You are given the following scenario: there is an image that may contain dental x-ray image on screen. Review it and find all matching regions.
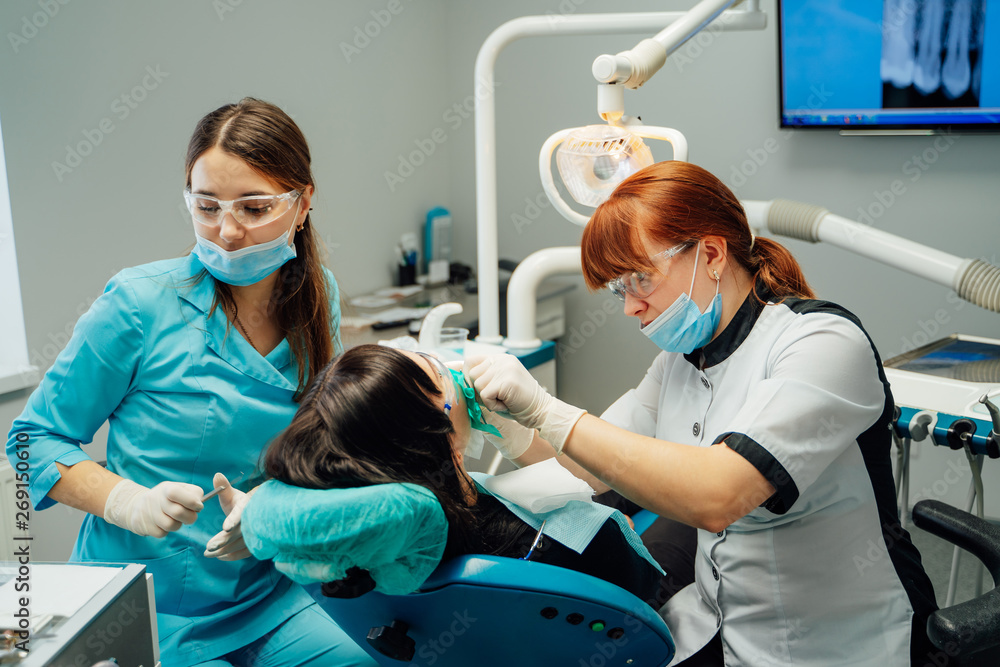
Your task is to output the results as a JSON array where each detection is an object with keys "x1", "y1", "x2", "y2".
[
  {"x1": 882, "y1": 0, "x2": 987, "y2": 107},
  {"x1": 778, "y1": 0, "x2": 1000, "y2": 130}
]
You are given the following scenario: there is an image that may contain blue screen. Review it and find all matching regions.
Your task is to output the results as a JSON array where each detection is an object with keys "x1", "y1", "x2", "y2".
[{"x1": 779, "y1": 0, "x2": 1000, "y2": 129}]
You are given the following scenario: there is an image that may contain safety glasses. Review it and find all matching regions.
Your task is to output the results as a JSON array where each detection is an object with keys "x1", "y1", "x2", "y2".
[
  {"x1": 414, "y1": 352, "x2": 457, "y2": 416},
  {"x1": 183, "y1": 189, "x2": 301, "y2": 228},
  {"x1": 607, "y1": 242, "x2": 690, "y2": 302}
]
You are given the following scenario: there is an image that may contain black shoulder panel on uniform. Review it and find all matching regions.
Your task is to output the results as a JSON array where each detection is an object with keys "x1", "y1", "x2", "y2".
[{"x1": 713, "y1": 431, "x2": 799, "y2": 515}]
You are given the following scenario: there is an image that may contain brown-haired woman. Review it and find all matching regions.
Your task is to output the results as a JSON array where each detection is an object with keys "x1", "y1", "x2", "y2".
[
  {"x1": 6, "y1": 99, "x2": 375, "y2": 666},
  {"x1": 466, "y1": 161, "x2": 939, "y2": 666}
]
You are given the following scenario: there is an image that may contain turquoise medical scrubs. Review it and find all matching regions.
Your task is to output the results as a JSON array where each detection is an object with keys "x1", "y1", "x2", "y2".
[{"x1": 6, "y1": 255, "x2": 356, "y2": 665}]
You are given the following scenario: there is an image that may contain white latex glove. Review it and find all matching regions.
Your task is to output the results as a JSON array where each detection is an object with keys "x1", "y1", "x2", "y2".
[
  {"x1": 480, "y1": 405, "x2": 535, "y2": 459},
  {"x1": 104, "y1": 479, "x2": 204, "y2": 538},
  {"x1": 204, "y1": 473, "x2": 252, "y2": 561},
  {"x1": 467, "y1": 354, "x2": 586, "y2": 453}
]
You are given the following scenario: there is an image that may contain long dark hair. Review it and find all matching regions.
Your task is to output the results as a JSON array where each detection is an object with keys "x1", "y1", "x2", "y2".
[
  {"x1": 582, "y1": 161, "x2": 815, "y2": 300},
  {"x1": 264, "y1": 344, "x2": 479, "y2": 546},
  {"x1": 185, "y1": 97, "x2": 338, "y2": 398}
]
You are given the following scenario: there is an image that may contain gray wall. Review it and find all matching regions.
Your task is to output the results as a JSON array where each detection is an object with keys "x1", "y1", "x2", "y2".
[{"x1": 2, "y1": 0, "x2": 999, "y2": 559}]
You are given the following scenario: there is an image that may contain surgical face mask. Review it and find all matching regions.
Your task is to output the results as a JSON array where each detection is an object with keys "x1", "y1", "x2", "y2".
[
  {"x1": 191, "y1": 204, "x2": 300, "y2": 287},
  {"x1": 641, "y1": 243, "x2": 722, "y2": 354}
]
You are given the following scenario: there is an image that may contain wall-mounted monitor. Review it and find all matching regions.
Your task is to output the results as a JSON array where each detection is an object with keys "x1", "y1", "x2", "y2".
[{"x1": 778, "y1": 0, "x2": 1000, "y2": 133}]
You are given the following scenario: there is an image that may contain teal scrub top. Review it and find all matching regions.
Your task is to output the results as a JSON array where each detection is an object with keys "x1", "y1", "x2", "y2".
[{"x1": 6, "y1": 255, "x2": 342, "y2": 666}]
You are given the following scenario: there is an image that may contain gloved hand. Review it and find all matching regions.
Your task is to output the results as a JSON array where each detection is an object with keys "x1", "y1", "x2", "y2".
[
  {"x1": 467, "y1": 354, "x2": 586, "y2": 453},
  {"x1": 480, "y1": 405, "x2": 535, "y2": 459},
  {"x1": 104, "y1": 478, "x2": 204, "y2": 538},
  {"x1": 204, "y1": 473, "x2": 252, "y2": 561}
]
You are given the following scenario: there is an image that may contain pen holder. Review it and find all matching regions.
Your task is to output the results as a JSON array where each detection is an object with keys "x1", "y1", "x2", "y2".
[{"x1": 397, "y1": 263, "x2": 416, "y2": 287}]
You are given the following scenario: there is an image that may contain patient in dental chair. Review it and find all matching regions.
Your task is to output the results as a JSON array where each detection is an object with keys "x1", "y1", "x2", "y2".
[{"x1": 241, "y1": 344, "x2": 662, "y2": 605}]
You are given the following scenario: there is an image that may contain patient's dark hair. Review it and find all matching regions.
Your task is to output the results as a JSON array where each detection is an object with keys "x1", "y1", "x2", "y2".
[{"x1": 264, "y1": 344, "x2": 478, "y2": 546}]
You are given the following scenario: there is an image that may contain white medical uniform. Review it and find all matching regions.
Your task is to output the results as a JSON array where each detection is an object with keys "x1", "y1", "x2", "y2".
[{"x1": 602, "y1": 288, "x2": 937, "y2": 666}]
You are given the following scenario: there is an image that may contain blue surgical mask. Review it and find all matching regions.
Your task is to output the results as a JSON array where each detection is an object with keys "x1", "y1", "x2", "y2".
[
  {"x1": 192, "y1": 213, "x2": 299, "y2": 287},
  {"x1": 641, "y1": 244, "x2": 722, "y2": 354}
]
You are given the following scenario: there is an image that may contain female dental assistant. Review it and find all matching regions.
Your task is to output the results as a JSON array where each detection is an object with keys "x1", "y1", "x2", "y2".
[
  {"x1": 6, "y1": 99, "x2": 375, "y2": 666},
  {"x1": 468, "y1": 161, "x2": 939, "y2": 666}
]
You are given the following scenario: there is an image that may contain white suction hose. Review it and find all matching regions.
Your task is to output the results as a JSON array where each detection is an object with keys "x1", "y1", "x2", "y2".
[{"x1": 743, "y1": 199, "x2": 1000, "y2": 314}]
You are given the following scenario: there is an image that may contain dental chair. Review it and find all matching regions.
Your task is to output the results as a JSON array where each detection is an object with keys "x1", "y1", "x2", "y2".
[
  {"x1": 314, "y1": 509, "x2": 674, "y2": 667},
  {"x1": 912, "y1": 499, "x2": 1000, "y2": 667}
]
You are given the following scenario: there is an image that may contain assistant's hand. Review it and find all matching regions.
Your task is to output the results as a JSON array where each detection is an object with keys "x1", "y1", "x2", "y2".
[
  {"x1": 104, "y1": 479, "x2": 204, "y2": 538},
  {"x1": 480, "y1": 405, "x2": 535, "y2": 459},
  {"x1": 204, "y1": 473, "x2": 252, "y2": 561},
  {"x1": 467, "y1": 354, "x2": 587, "y2": 453}
]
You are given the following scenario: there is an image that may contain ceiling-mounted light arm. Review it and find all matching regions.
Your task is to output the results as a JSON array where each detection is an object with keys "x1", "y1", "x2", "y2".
[{"x1": 592, "y1": 0, "x2": 741, "y2": 93}]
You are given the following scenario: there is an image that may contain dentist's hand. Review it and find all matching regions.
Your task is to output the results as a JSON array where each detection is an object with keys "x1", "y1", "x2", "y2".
[
  {"x1": 204, "y1": 473, "x2": 252, "y2": 561},
  {"x1": 104, "y1": 479, "x2": 204, "y2": 538},
  {"x1": 480, "y1": 405, "x2": 535, "y2": 459},
  {"x1": 467, "y1": 354, "x2": 586, "y2": 453}
]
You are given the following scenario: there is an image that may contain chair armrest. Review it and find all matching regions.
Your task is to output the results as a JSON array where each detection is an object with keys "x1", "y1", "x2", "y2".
[
  {"x1": 912, "y1": 500, "x2": 1000, "y2": 582},
  {"x1": 912, "y1": 499, "x2": 1000, "y2": 655}
]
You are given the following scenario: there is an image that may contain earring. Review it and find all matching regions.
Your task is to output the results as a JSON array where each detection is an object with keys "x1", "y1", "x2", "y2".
[{"x1": 713, "y1": 270, "x2": 720, "y2": 281}]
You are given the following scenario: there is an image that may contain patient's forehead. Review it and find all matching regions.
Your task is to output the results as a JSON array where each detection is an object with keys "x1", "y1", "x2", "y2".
[{"x1": 401, "y1": 350, "x2": 447, "y2": 403}]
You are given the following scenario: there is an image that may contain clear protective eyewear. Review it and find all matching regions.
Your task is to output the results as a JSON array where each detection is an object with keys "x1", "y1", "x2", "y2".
[
  {"x1": 183, "y1": 189, "x2": 301, "y2": 228},
  {"x1": 415, "y1": 352, "x2": 457, "y2": 416},
  {"x1": 607, "y1": 242, "x2": 690, "y2": 302}
]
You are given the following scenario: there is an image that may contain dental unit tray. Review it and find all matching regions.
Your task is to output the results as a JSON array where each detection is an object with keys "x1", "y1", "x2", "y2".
[{"x1": 885, "y1": 334, "x2": 1000, "y2": 458}]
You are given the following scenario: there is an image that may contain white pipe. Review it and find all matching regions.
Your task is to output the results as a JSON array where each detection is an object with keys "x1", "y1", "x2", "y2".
[
  {"x1": 816, "y1": 212, "x2": 965, "y2": 287},
  {"x1": 652, "y1": 0, "x2": 738, "y2": 56},
  {"x1": 591, "y1": 1, "x2": 765, "y2": 87},
  {"x1": 742, "y1": 199, "x2": 969, "y2": 295},
  {"x1": 475, "y1": 7, "x2": 767, "y2": 343},
  {"x1": 505, "y1": 247, "x2": 582, "y2": 349}
]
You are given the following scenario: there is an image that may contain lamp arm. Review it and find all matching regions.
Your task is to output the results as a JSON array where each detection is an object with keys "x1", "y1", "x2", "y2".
[
  {"x1": 592, "y1": 0, "x2": 764, "y2": 89},
  {"x1": 743, "y1": 199, "x2": 1000, "y2": 314}
]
